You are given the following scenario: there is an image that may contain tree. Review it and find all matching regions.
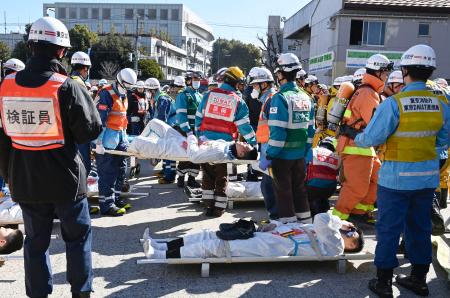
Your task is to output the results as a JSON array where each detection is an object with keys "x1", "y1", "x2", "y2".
[
  {"x1": 210, "y1": 38, "x2": 262, "y2": 75},
  {"x1": 68, "y1": 24, "x2": 98, "y2": 53},
  {"x1": 98, "y1": 61, "x2": 120, "y2": 79},
  {"x1": 11, "y1": 23, "x2": 32, "y2": 62},
  {"x1": 0, "y1": 41, "x2": 11, "y2": 62},
  {"x1": 90, "y1": 32, "x2": 133, "y2": 78},
  {"x1": 138, "y1": 59, "x2": 163, "y2": 80},
  {"x1": 257, "y1": 30, "x2": 283, "y2": 74}
]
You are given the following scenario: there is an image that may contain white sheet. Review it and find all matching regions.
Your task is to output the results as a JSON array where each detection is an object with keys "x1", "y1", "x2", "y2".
[
  {"x1": 0, "y1": 195, "x2": 23, "y2": 223},
  {"x1": 226, "y1": 182, "x2": 263, "y2": 198}
]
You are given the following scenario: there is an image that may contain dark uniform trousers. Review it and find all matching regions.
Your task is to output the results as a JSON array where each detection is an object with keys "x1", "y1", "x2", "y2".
[{"x1": 201, "y1": 163, "x2": 228, "y2": 209}]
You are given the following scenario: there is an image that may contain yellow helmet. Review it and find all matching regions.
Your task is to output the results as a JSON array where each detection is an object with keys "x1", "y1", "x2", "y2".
[{"x1": 224, "y1": 66, "x2": 245, "y2": 83}]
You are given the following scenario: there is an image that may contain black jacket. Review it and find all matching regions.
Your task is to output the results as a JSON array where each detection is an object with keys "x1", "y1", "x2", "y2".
[{"x1": 0, "y1": 56, "x2": 103, "y2": 203}]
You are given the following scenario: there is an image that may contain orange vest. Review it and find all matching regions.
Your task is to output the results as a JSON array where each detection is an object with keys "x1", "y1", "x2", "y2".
[
  {"x1": 104, "y1": 85, "x2": 128, "y2": 130},
  {"x1": 255, "y1": 91, "x2": 275, "y2": 144},
  {"x1": 0, "y1": 73, "x2": 66, "y2": 150}
]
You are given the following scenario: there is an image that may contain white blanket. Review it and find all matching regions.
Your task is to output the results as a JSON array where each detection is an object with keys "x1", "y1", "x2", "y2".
[
  {"x1": 0, "y1": 195, "x2": 22, "y2": 223},
  {"x1": 226, "y1": 182, "x2": 263, "y2": 198}
]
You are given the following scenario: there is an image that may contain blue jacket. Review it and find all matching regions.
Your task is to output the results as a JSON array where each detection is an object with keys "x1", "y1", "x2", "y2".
[
  {"x1": 154, "y1": 90, "x2": 176, "y2": 127},
  {"x1": 267, "y1": 81, "x2": 315, "y2": 160},
  {"x1": 355, "y1": 81, "x2": 450, "y2": 190},
  {"x1": 195, "y1": 83, "x2": 256, "y2": 145},
  {"x1": 95, "y1": 83, "x2": 127, "y2": 150},
  {"x1": 175, "y1": 87, "x2": 201, "y2": 133}
]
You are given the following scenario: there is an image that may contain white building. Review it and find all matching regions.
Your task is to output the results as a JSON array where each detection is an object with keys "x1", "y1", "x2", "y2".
[{"x1": 43, "y1": 2, "x2": 214, "y2": 79}]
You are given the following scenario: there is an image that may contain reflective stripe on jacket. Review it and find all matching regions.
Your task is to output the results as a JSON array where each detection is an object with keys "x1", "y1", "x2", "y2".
[{"x1": 103, "y1": 84, "x2": 128, "y2": 131}]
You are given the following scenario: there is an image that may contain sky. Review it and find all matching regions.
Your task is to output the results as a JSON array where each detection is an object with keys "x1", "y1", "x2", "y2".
[{"x1": 1, "y1": 0, "x2": 311, "y2": 44}]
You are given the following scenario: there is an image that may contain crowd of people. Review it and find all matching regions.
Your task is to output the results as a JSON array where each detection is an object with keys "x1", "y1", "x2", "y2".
[{"x1": 0, "y1": 15, "x2": 449, "y2": 298}]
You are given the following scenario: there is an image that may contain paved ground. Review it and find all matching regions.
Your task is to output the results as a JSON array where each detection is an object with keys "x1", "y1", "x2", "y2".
[{"x1": 1, "y1": 160, "x2": 450, "y2": 297}]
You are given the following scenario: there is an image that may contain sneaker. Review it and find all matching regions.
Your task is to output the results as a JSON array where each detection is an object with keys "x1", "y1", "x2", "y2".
[
  {"x1": 187, "y1": 176, "x2": 201, "y2": 188},
  {"x1": 116, "y1": 198, "x2": 132, "y2": 210},
  {"x1": 89, "y1": 206, "x2": 100, "y2": 215},
  {"x1": 158, "y1": 178, "x2": 175, "y2": 184},
  {"x1": 101, "y1": 206, "x2": 126, "y2": 216},
  {"x1": 395, "y1": 275, "x2": 429, "y2": 296},
  {"x1": 177, "y1": 176, "x2": 185, "y2": 188},
  {"x1": 184, "y1": 186, "x2": 202, "y2": 198},
  {"x1": 216, "y1": 220, "x2": 256, "y2": 240},
  {"x1": 219, "y1": 219, "x2": 256, "y2": 233}
]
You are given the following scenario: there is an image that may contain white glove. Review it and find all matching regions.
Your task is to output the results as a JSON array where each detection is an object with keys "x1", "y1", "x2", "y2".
[{"x1": 95, "y1": 144, "x2": 105, "y2": 155}]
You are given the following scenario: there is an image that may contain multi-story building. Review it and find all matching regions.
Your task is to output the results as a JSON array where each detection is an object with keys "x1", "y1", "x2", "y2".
[
  {"x1": 42, "y1": 2, "x2": 214, "y2": 79},
  {"x1": 0, "y1": 33, "x2": 23, "y2": 52},
  {"x1": 282, "y1": 0, "x2": 450, "y2": 84}
]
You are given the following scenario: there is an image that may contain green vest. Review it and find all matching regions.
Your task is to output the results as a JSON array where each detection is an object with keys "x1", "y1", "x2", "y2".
[
  {"x1": 184, "y1": 90, "x2": 200, "y2": 129},
  {"x1": 281, "y1": 88, "x2": 310, "y2": 151}
]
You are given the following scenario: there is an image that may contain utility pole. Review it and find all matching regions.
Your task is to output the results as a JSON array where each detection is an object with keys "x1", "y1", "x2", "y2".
[
  {"x1": 134, "y1": 16, "x2": 139, "y2": 73},
  {"x1": 216, "y1": 37, "x2": 220, "y2": 72}
]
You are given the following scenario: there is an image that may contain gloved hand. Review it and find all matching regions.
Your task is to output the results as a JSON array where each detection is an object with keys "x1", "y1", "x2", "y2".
[
  {"x1": 186, "y1": 131, "x2": 194, "y2": 137},
  {"x1": 95, "y1": 144, "x2": 105, "y2": 155},
  {"x1": 259, "y1": 159, "x2": 272, "y2": 171}
]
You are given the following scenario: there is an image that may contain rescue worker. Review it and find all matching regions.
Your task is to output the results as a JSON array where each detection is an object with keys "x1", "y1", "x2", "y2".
[
  {"x1": 0, "y1": 16, "x2": 102, "y2": 297},
  {"x1": 213, "y1": 67, "x2": 228, "y2": 87},
  {"x1": 95, "y1": 68, "x2": 137, "y2": 216},
  {"x1": 351, "y1": 44, "x2": 450, "y2": 298},
  {"x1": 2, "y1": 58, "x2": 25, "y2": 79},
  {"x1": 295, "y1": 69, "x2": 307, "y2": 89},
  {"x1": 333, "y1": 54, "x2": 393, "y2": 224},
  {"x1": 352, "y1": 68, "x2": 366, "y2": 89},
  {"x1": 251, "y1": 67, "x2": 278, "y2": 220},
  {"x1": 208, "y1": 77, "x2": 218, "y2": 90},
  {"x1": 383, "y1": 70, "x2": 405, "y2": 98},
  {"x1": 127, "y1": 80, "x2": 148, "y2": 136},
  {"x1": 304, "y1": 74, "x2": 319, "y2": 100},
  {"x1": 146, "y1": 77, "x2": 177, "y2": 184},
  {"x1": 98, "y1": 78, "x2": 107, "y2": 88},
  {"x1": 90, "y1": 85, "x2": 98, "y2": 99},
  {"x1": 195, "y1": 66, "x2": 256, "y2": 217},
  {"x1": 265, "y1": 53, "x2": 315, "y2": 223},
  {"x1": 175, "y1": 71, "x2": 202, "y2": 188}
]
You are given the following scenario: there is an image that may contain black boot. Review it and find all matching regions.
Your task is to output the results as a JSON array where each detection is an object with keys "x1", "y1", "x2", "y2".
[
  {"x1": 177, "y1": 175, "x2": 185, "y2": 188},
  {"x1": 396, "y1": 264, "x2": 429, "y2": 296},
  {"x1": 187, "y1": 176, "x2": 201, "y2": 188},
  {"x1": 439, "y1": 188, "x2": 448, "y2": 209},
  {"x1": 72, "y1": 292, "x2": 91, "y2": 298},
  {"x1": 368, "y1": 268, "x2": 393, "y2": 298}
]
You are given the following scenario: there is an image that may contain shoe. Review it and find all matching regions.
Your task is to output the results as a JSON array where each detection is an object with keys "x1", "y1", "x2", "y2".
[
  {"x1": 219, "y1": 219, "x2": 256, "y2": 233},
  {"x1": 143, "y1": 240, "x2": 166, "y2": 259},
  {"x1": 187, "y1": 176, "x2": 201, "y2": 188},
  {"x1": 101, "y1": 206, "x2": 126, "y2": 216},
  {"x1": 246, "y1": 172, "x2": 259, "y2": 182},
  {"x1": 116, "y1": 198, "x2": 132, "y2": 210},
  {"x1": 368, "y1": 268, "x2": 393, "y2": 298},
  {"x1": 121, "y1": 181, "x2": 131, "y2": 193},
  {"x1": 205, "y1": 207, "x2": 225, "y2": 217},
  {"x1": 155, "y1": 170, "x2": 164, "y2": 178},
  {"x1": 439, "y1": 188, "x2": 448, "y2": 209},
  {"x1": 177, "y1": 176, "x2": 185, "y2": 188},
  {"x1": 396, "y1": 274, "x2": 429, "y2": 296},
  {"x1": 89, "y1": 206, "x2": 100, "y2": 215},
  {"x1": 72, "y1": 292, "x2": 91, "y2": 298},
  {"x1": 348, "y1": 213, "x2": 376, "y2": 226},
  {"x1": 158, "y1": 178, "x2": 175, "y2": 184},
  {"x1": 184, "y1": 186, "x2": 202, "y2": 198}
]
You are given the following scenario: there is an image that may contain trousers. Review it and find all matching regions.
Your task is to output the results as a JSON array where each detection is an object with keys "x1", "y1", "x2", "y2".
[
  {"x1": 163, "y1": 160, "x2": 176, "y2": 181},
  {"x1": 96, "y1": 151, "x2": 126, "y2": 213},
  {"x1": 202, "y1": 163, "x2": 228, "y2": 209},
  {"x1": 307, "y1": 185, "x2": 336, "y2": 218},
  {"x1": 19, "y1": 198, "x2": 93, "y2": 297},
  {"x1": 177, "y1": 161, "x2": 200, "y2": 178},
  {"x1": 261, "y1": 173, "x2": 278, "y2": 220},
  {"x1": 374, "y1": 185, "x2": 434, "y2": 269},
  {"x1": 271, "y1": 158, "x2": 310, "y2": 221}
]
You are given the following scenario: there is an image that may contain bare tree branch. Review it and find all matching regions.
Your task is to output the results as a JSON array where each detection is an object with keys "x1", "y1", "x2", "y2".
[{"x1": 99, "y1": 61, "x2": 119, "y2": 79}]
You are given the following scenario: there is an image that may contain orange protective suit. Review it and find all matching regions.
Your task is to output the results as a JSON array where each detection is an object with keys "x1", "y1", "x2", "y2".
[{"x1": 333, "y1": 73, "x2": 384, "y2": 220}]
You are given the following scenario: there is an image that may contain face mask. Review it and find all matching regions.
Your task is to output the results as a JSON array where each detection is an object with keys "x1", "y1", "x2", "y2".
[
  {"x1": 250, "y1": 88, "x2": 260, "y2": 99},
  {"x1": 192, "y1": 81, "x2": 201, "y2": 90}
]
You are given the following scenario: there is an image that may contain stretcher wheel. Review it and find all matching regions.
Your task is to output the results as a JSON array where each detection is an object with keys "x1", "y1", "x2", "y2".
[
  {"x1": 337, "y1": 259, "x2": 347, "y2": 274},
  {"x1": 201, "y1": 263, "x2": 210, "y2": 278}
]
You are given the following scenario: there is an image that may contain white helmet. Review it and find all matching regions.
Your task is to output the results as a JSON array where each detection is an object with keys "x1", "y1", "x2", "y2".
[
  {"x1": 342, "y1": 75, "x2": 354, "y2": 83},
  {"x1": 85, "y1": 81, "x2": 92, "y2": 89},
  {"x1": 173, "y1": 75, "x2": 186, "y2": 87},
  {"x1": 161, "y1": 85, "x2": 170, "y2": 92},
  {"x1": 145, "y1": 78, "x2": 161, "y2": 90},
  {"x1": 304, "y1": 74, "x2": 318, "y2": 84},
  {"x1": 400, "y1": 44, "x2": 436, "y2": 69},
  {"x1": 249, "y1": 67, "x2": 274, "y2": 84},
  {"x1": 91, "y1": 86, "x2": 98, "y2": 92},
  {"x1": 296, "y1": 69, "x2": 307, "y2": 79},
  {"x1": 28, "y1": 16, "x2": 71, "y2": 48},
  {"x1": 214, "y1": 67, "x2": 228, "y2": 82},
  {"x1": 3, "y1": 58, "x2": 25, "y2": 72},
  {"x1": 98, "y1": 79, "x2": 108, "y2": 86},
  {"x1": 366, "y1": 54, "x2": 393, "y2": 71},
  {"x1": 353, "y1": 68, "x2": 366, "y2": 82},
  {"x1": 117, "y1": 68, "x2": 137, "y2": 89},
  {"x1": 387, "y1": 70, "x2": 404, "y2": 84},
  {"x1": 333, "y1": 77, "x2": 344, "y2": 87},
  {"x1": 275, "y1": 53, "x2": 302, "y2": 72},
  {"x1": 71, "y1": 51, "x2": 91, "y2": 66},
  {"x1": 434, "y1": 78, "x2": 448, "y2": 88},
  {"x1": 135, "y1": 80, "x2": 145, "y2": 89},
  {"x1": 208, "y1": 77, "x2": 218, "y2": 86}
]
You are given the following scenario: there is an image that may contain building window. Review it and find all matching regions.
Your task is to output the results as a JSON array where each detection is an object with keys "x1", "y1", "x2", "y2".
[
  {"x1": 148, "y1": 9, "x2": 157, "y2": 20},
  {"x1": 171, "y1": 9, "x2": 179, "y2": 21},
  {"x1": 91, "y1": 8, "x2": 99, "y2": 19},
  {"x1": 57, "y1": 7, "x2": 66, "y2": 19},
  {"x1": 350, "y1": 20, "x2": 385, "y2": 46},
  {"x1": 160, "y1": 9, "x2": 168, "y2": 20},
  {"x1": 125, "y1": 9, "x2": 134, "y2": 19},
  {"x1": 419, "y1": 23, "x2": 430, "y2": 36},
  {"x1": 102, "y1": 8, "x2": 111, "y2": 20},
  {"x1": 80, "y1": 8, "x2": 88, "y2": 19},
  {"x1": 69, "y1": 8, "x2": 77, "y2": 19},
  {"x1": 137, "y1": 9, "x2": 145, "y2": 18}
]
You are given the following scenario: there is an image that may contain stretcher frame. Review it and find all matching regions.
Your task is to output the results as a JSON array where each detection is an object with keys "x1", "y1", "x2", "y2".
[
  {"x1": 136, "y1": 237, "x2": 403, "y2": 277},
  {"x1": 187, "y1": 195, "x2": 264, "y2": 209}
]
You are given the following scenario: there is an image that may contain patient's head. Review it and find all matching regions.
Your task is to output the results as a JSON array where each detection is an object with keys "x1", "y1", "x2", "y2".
[
  {"x1": 340, "y1": 223, "x2": 364, "y2": 253},
  {"x1": 0, "y1": 227, "x2": 24, "y2": 254},
  {"x1": 230, "y1": 142, "x2": 258, "y2": 160}
]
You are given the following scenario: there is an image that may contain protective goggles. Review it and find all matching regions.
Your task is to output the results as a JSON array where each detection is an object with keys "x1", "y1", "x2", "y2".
[{"x1": 340, "y1": 227, "x2": 357, "y2": 237}]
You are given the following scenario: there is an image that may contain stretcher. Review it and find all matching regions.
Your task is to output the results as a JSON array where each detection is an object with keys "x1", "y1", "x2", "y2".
[{"x1": 137, "y1": 236, "x2": 403, "y2": 277}]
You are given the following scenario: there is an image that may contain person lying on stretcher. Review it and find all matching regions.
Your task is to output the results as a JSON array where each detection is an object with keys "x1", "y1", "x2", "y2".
[
  {"x1": 128, "y1": 119, "x2": 258, "y2": 163},
  {"x1": 0, "y1": 192, "x2": 24, "y2": 255},
  {"x1": 142, "y1": 212, "x2": 364, "y2": 259}
]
